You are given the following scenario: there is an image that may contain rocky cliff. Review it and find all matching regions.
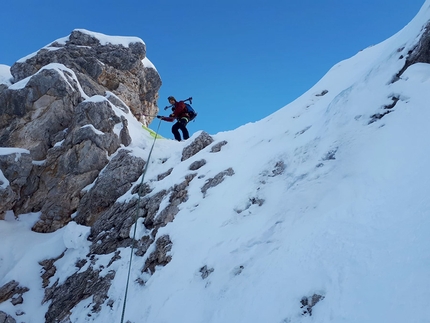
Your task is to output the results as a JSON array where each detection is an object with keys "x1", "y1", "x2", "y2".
[
  {"x1": 0, "y1": 29, "x2": 165, "y2": 232},
  {"x1": 0, "y1": 29, "x2": 220, "y2": 323}
]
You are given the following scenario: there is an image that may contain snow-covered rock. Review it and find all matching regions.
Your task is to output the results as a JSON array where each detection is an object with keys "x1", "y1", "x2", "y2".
[{"x1": 1, "y1": 3, "x2": 430, "y2": 322}]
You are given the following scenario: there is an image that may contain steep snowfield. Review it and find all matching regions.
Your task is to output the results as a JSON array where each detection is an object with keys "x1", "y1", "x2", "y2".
[{"x1": 1, "y1": 2, "x2": 430, "y2": 323}]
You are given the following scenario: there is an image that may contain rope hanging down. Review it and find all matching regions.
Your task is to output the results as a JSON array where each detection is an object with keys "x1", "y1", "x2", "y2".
[{"x1": 120, "y1": 118, "x2": 162, "y2": 323}]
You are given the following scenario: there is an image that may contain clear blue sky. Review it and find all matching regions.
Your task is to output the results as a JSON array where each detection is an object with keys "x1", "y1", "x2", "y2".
[{"x1": 0, "y1": 0, "x2": 425, "y2": 139}]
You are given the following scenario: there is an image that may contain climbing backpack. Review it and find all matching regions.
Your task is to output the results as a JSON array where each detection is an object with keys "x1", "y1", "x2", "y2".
[{"x1": 185, "y1": 103, "x2": 197, "y2": 121}]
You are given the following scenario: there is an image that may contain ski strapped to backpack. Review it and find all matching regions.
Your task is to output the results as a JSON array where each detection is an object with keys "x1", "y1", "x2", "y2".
[{"x1": 164, "y1": 97, "x2": 198, "y2": 121}]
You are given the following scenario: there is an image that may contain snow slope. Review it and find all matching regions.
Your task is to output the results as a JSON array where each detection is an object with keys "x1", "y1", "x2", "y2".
[{"x1": 1, "y1": 2, "x2": 430, "y2": 323}]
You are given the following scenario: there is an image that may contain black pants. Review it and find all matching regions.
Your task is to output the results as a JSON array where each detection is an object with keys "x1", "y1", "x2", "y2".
[{"x1": 172, "y1": 118, "x2": 189, "y2": 141}]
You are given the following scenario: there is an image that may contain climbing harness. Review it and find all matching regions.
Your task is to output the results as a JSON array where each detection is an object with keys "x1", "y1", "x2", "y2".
[{"x1": 119, "y1": 118, "x2": 162, "y2": 323}]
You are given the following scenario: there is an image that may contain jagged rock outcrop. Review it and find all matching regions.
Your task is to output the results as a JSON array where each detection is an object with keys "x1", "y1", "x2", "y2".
[
  {"x1": 0, "y1": 67, "x2": 82, "y2": 160},
  {"x1": 145, "y1": 173, "x2": 197, "y2": 230},
  {"x1": 142, "y1": 235, "x2": 173, "y2": 275},
  {"x1": 0, "y1": 311, "x2": 16, "y2": 323},
  {"x1": 39, "y1": 253, "x2": 65, "y2": 289},
  {"x1": 397, "y1": 21, "x2": 430, "y2": 79},
  {"x1": 88, "y1": 170, "x2": 199, "y2": 256},
  {"x1": 37, "y1": 138, "x2": 212, "y2": 322},
  {"x1": 43, "y1": 265, "x2": 116, "y2": 323},
  {"x1": 181, "y1": 131, "x2": 214, "y2": 161},
  {"x1": 74, "y1": 149, "x2": 146, "y2": 226},
  {"x1": 210, "y1": 140, "x2": 227, "y2": 153},
  {"x1": 0, "y1": 281, "x2": 29, "y2": 305},
  {"x1": 9, "y1": 29, "x2": 161, "y2": 122},
  {"x1": 0, "y1": 29, "x2": 161, "y2": 231},
  {"x1": 0, "y1": 29, "x2": 231, "y2": 323},
  {"x1": 88, "y1": 198, "x2": 142, "y2": 255},
  {"x1": 0, "y1": 151, "x2": 32, "y2": 217},
  {"x1": 201, "y1": 167, "x2": 235, "y2": 197}
]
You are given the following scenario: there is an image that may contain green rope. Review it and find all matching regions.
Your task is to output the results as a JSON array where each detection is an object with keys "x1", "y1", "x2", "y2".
[{"x1": 120, "y1": 119, "x2": 162, "y2": 323}]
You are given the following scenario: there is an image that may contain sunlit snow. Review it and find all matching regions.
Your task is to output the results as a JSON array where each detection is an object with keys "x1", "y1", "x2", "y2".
[{"x1": 1, "y1": 3, "x2": 430, "y2": 323}]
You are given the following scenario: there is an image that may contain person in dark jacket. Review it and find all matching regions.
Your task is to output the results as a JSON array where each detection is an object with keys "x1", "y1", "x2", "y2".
[{"x1": 157, "y1": 96, "x2": 190, "y2": 141}]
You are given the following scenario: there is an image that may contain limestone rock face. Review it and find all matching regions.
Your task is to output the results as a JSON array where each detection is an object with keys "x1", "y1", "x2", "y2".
[
  {"x1": 0, "y1": 68, "x2": 82, "y2": 160},
  {"x1": 0, "y1": 151, "x2": 32, "y2": 217},
  {"x1": 74, "y1": 149, "x2": 146, "y2": 226},
  {"x1": 0, "y1": 29, "x2": 161, "y2": 231},
  {"x1": 10, "y1": 29, "x2": 161, "y2": 123}
]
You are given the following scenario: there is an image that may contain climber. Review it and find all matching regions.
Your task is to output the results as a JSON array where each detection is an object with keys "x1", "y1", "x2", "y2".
[{"x1": 157, "y1": 96, "x2": 190, "y2": 141}]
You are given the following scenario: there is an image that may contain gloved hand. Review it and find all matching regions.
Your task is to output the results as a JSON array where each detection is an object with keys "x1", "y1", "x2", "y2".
[{"x1": 156, "y1": 115, "x2": 162, "y2": 119}]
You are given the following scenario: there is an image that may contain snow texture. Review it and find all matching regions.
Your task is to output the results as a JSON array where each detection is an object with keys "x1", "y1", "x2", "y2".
[{"x1": 1, "y1": 2, "x2": 430, "y2": 323}]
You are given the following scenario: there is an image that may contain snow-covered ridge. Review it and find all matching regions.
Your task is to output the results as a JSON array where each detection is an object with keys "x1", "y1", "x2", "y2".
[
  {"x1": 8, "y1": 63, "x2": 89, "y2": 99},
  {"x1": 1, "y1": 3, "x2": 430, "y2": 323},
  {"x1": 17, "y1": 29, "x2": 146, "y2": 64},
  {"x1": 57, "y1": 28, "x2": 145, "y2": 47},
  {"x1": 142, "y1": 57, "x2": 156, "y2": 70}
]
